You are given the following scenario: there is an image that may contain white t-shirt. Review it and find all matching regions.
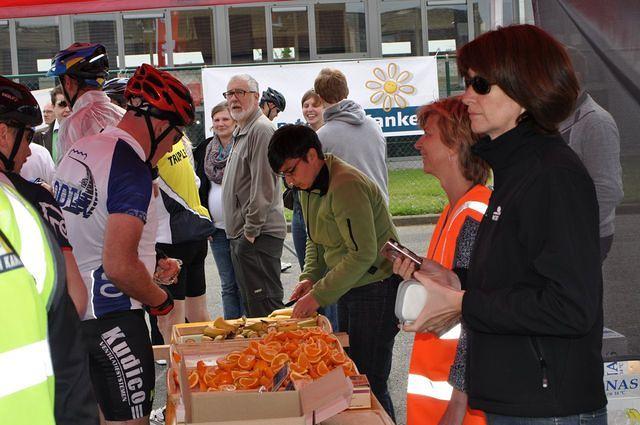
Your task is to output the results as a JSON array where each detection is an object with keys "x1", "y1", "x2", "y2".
[
  {"x1": 21, "y1": 143, "x2": 55, "y2": 184},
  {"x1": 55, "y1": 90, "x2": 125, "y2": 164},
  {"x1": 53, "y1": 126, "x2": 157, "y2": 320},
  {"x1": 207, "y1": 182, "x2": 226, "y2": 230}
]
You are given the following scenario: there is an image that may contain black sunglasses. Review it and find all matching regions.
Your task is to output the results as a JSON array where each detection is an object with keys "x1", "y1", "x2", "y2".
[
  {"x1": 56, "y1": 100, "x2": 68, "y2": 108},
  {"x1": 464, "y1": 75, "x2": 493, "y2": 95}
]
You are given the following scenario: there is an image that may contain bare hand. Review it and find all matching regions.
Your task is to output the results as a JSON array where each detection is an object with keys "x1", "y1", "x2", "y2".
[
  {"x1": 154, "y1": 257, "x2": 182, "y2": 285},
  {"x1": 416, "y1": 259, "x2": 461, "y2": 290},
  {"x1": 291, "y1": 292, "x2": 320, "y2": 318},
  {"x1": 402, "y1": 269, "x2": 464, "y2": 334},
  {"x1": 290, "y1": 279, "x2": 314, "y2": 301},
  {"x1": 438, "y1": 389, "x2": 468, "y2": 425},
  {"x1": 393, "y1": 256, "x2": 420, "y2": 280}
]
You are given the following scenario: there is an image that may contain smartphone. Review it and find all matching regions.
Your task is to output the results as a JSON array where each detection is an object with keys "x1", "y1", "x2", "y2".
[{"x1": 380, "y1": 238, "x2": 423, "y2": 266}]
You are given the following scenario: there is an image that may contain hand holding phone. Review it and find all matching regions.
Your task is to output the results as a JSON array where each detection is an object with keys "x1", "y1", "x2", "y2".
[{"x1": 380, "y1": 238, "x2": 423, "y2": 266}]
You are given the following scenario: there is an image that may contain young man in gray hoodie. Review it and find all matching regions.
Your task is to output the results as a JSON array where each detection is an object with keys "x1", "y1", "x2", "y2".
[{"x1": 314, "y1": 68, "x2": 389, "y2": 204}]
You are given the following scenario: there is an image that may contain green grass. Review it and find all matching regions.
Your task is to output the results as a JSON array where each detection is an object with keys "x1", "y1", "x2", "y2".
[
  {"x1": 388, "y1": 169, "x2": 447, "y2": 216},
  {"x1": 283, "y1": 168, "x2": 446, "y2": 221}
]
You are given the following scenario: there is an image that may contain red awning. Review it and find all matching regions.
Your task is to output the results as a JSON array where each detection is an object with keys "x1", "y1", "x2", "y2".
[{"x1": 0, "y1": 0, "x2": 274, "y2": 19}]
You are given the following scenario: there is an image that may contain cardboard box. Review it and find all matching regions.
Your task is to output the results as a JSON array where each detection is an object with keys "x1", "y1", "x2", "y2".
[
  {"x1": 348, "y1": 375, "x2": 372, "y2": 409},
  {"x1": 174, "y1": 341, "x2": 354, "y2": 424},
  {"x1": 604, "y1": 359, "x2": 640, "y2": 413},
  {"x1": 171, "y1": 315, "x2": 332, "y2": 346}
]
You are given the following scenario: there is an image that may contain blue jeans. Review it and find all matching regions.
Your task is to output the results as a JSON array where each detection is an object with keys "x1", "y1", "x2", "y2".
[
  {"x1": 338, "y1": 275, "x2": 401, "y2": 422},
  {"x1": 486, "y1": 407, "x2": 607, "y2": 425},
  {"x1": 209, "y1": 228, "x2": 244, "y2": 319}
]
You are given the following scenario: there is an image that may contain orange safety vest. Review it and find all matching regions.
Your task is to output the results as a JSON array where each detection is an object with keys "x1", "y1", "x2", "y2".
[{"x1": 407, "y1": 184, "x2": 491, "y2": 425}]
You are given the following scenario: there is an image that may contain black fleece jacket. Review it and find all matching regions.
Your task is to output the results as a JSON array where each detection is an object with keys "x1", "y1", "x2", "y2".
[{"x1": 462, "y1": 120, "x2": 607, "y2": 416}]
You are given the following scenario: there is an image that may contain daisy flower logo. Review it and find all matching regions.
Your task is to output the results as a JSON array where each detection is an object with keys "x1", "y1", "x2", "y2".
[{"x1": 365, "y1": 63, "x2": 416, "y2": 112}]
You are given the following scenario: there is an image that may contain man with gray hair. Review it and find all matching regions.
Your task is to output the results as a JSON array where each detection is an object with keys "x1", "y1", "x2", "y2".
[{"x1": 221, "y1": 74, "x2": 286, "y2": 317}]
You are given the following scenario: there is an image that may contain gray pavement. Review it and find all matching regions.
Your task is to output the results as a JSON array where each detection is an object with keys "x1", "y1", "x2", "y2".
[{"x1": 154, "y1": 212, "x2": 640, "y2": 425}]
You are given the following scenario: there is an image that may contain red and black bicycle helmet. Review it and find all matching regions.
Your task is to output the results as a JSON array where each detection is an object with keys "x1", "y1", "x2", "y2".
[{"x1": 125, "y1": 64, "x2": 195, "y2": 127}]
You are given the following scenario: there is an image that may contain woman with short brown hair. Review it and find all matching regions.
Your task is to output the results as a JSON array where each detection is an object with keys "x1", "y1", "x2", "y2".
[{"x1": 396, "y1": 24, "x2": 606, "y2": 424}]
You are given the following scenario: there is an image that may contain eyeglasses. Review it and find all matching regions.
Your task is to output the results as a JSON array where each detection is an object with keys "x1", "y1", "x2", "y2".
[
  {"x1": 464, "y1": 75, "x2": 493, "y2": 95},
  {"x1": 222, "y1": 89, "x2": 256, "y2": 99},
  {"x1": 55, "y1": 100, "x2": 68, "y2": 108},
  {"x1": 276, "y1": 158, "x2": 302, "y2": 178}
]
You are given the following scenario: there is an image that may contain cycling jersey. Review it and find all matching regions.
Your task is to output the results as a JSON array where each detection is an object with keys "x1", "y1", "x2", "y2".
[
  {"x1": 53, "y1": 126, "x2": 157, "y2": 320},
  {"x1": 55, "y1": 90, "x2": 125, "y2": 164},
  {"x1": 155, "y1": 138, "x2": 214, "y2": 244},
  {"x1": 5, "y1": 172, "x2": 71, "y2": 251}
]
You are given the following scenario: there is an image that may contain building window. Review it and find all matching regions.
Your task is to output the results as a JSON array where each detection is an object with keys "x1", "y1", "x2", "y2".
[
  {"x1": 16, "y1": 17, "x2": 60, "y2": 74},
  {"x1": 380, "y1": 0, "x2": 423, "y2": 56},
  {"x1": 426, "y1": 1, "x2": 468, "y2": 54},
  {"x1": 74, "y1": 14, "x2": 118, "y2": 67},
  {"x1": 272, "y1": 6, "x2": 309, "y2": 62},
  {"x1": 228, "y1": 7, "x2": 267, "y2": 64},
  {"x1": 0, "y1": 21, "x2": 11, "y2": 75},
  {"x1": 470, "y1": 0, "x2": 490, "y2": 37},
  {"x1": 123, "y1": 12, "x2": 168, "y2": 68},
  {"x1": 171, "y1": 9, "x2": 215, "y2": 66},
  {"x1": 315, "y1": 2, "x2": 367, "y2": 56}
]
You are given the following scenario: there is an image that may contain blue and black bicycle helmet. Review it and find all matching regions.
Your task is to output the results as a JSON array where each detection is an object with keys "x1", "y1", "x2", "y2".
[
  {"x1": 48, "y1": 43, "x2": 109, "y2": 107},
  {"x1": 260, "y1": 87, "x2": 286, "y2": 112}
]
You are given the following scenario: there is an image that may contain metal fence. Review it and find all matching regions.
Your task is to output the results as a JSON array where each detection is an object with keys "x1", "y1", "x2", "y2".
[{"x1": 8, "y1": 56, "x2": 464, "y2": 170}]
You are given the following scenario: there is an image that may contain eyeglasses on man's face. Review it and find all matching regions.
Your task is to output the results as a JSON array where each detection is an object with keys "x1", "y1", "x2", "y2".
[
  {"x1": 276, "y1": 158, "x2": 302, "y2": 178},
  {"x1": 464, "y1": 75, "x2": 493, "y2": 95},
  {"x1": 222, "y1": 89, "x2": 257, "y2": 100},
  {"x1": 55, "y1": 100, "x2": 68, "y2": 108}
]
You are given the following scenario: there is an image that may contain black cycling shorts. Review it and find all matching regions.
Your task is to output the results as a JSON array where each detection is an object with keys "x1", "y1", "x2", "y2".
[
  {"x1": 156, "y1": 239, "x2": 208, "y2": 300},
  {"x1": 81, "y1": 309, "x2": 155, "y2": 421}
]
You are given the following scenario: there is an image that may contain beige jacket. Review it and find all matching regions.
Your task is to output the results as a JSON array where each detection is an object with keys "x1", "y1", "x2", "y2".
[{"x1": 221, "y1": 108, "x2": 286, "y2": 240}]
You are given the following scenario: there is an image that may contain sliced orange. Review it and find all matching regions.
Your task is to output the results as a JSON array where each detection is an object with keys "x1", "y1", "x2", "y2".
[
  {"x1": 286, "y1": 329, "x2": 305, "y2": 340},
  {"x1": 290, "y1": 371, "x2": 312, "y2": 383},
  {"x1": 307, "y1": 327, "x2": 324, "y2": 336},
  {"x1": 303, "y1": 344, "x2": 321, "y2": 358},
  {"x1": 246, "y1": 341, "x2": 260, "y2": 355},
  {"x1": 253, "y1": 359, "x2": 269, "y2": 373},
  {"x1": 238, "y1": 354, "x2": 257, "y2": 370},
  {"x1": 316, "y1": 339, "x2": 329, "y2": 358},
  {"x1": 342, "y1": 361, "x2": 357, "y2": 377},
  {"x1": 284, "y1": 342, "x2": 298, "y2": 352},
  {"x1": 289, "y1": 362, "x2": 307, "y2": 374},
  {"x1": 271, "y1": 353, "x2": 290, "y2": 370},
  {"x1": 263, "y1": 366, "x2": 275, "y2": 379},
  {"x1": 172, "y1": 352, "x2": 182, "y2": 364},
  {"x1": 213, "y1": 371, "x2": 234, "y2": 386},
  {"x1": 226, "y1": 351, "x2": 242, "y2": 362},
  {"x1": 231, "y1": 370, "x2": 251, "y2": 380},
  {"x1": 297, "y1": 352, "x2": 310, "y2": 370},
  {"x1": 259, "y1": 375, "x2": 272, "y2": 387},
  {"x1": 188, "y1": 371, "x2": 199, "y2": 389},
  {"x1": 316, "y1": 360, "x2": 330, "y2": 377},
  {"x1": 258, "y1": 345, "x2": 278, "y2": 362},
  {"x1": 218, "y1": 384, "x2": 237, "y2": 391},
  {"x1": 237, "y1": 376, "x2": 259, "y2": 389},
  {"x1": 266, "y1": 341, "x2": 282, "y2": 352},
  {"x1": 308, "y1": 365, "x2": 320, "y2": 379},
  {"x1": 329, "y1": 350, "x2": 347, "y2": 365},
  {"x1": 196, "y1": 360, "x2": 207, "y2": 375},
  {"x1": 307, "y1": 354, "x2": 322, "y2": 364},
  {"x1": 216, "y1": 358, "x2": 236, "y2": 371}
]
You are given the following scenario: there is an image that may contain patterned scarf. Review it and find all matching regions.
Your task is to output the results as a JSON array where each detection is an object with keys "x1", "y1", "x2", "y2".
[{"x1": 204, "y1": 134, "x2": 233, "y2": 185}]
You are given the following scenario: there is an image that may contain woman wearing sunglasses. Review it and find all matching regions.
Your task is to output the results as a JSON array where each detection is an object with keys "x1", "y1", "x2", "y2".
[{"x1": 397, "y1": 24, "x2": 607, "y2": 424}]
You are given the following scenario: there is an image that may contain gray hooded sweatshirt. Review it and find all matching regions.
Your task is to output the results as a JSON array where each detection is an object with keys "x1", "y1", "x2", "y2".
[{"x1": 317, "y1": 99, "x2": 389, "y2": 203}]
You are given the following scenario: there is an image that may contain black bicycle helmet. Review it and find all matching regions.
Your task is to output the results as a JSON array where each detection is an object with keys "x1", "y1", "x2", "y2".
[
  {"x1": 0, "y1": 76, "x2": 42, "y2": 171},
  {"x1": 260, "y1": 87, "x2": 286, "y2": 112},
  {"x1": 103, "y1": 77, "x2": 129, "y2": 108}
]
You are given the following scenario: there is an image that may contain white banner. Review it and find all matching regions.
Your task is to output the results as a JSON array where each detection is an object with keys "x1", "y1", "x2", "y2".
[{"x1": 201, "y1": 56, "x2": 439, "y2": 138}]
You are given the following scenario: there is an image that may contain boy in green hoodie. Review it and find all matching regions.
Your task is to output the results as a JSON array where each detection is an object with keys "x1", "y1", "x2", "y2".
[{"x1": 268, "y1": 124, "x2": 401, "y2": 421}]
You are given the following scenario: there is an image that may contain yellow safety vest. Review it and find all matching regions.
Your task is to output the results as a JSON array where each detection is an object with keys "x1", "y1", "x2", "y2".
[{"x1": 0, "y1": 181, "x2": 57, "y2": 425}]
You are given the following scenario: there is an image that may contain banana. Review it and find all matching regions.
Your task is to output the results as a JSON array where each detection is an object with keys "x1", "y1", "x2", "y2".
[
  {"x1": 297, "y1": 318, "x2": 317, "y2": 328},
  {"x1": 269, "y1": 308, "x2": 294, "y2": 318},
  {"x1": 277, "y1": 323, "x2": 299, "y2": 332},
  {"x1": 214, "y1": 335, "x2": 225, "y2": 341},
  {"x1": 246, "y1": 321, "x2": 268, "y2": 332},
  {"x1": 213, "y1": 316, "x2": 239, "y2": 332},
  {"x1": 203, "y1": 326, "x2": 230, "y2": 338}
]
